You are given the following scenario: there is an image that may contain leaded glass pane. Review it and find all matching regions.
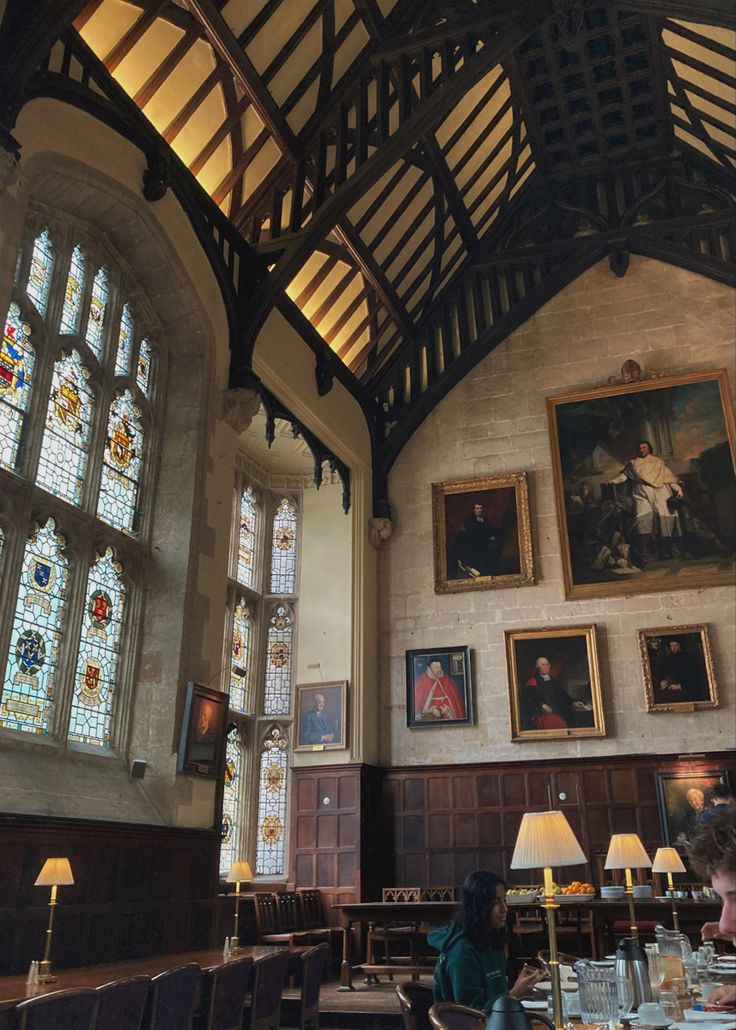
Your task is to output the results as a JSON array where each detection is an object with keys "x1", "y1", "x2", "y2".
[
  {"x1": 37, "y1": 350, "x2": 95, "y2": 505},
  {"x1": 68, "y1": 549, "x2": 125, "y2": 748},
  {"x1": 230, "y1": 597, "x2": 251, "y2": 713},
  {"x1": 220, "y1": 727, "x2": 242, "y2": 876},
  {"x1": 115, "y1": 303, "x2": 134, "y2": 376},
  {"x1": 1, "y1": 302, "x2": 35, "y2": 471},
  {"x1": 0, "y1": 520, "x2": 69, "y2": 735},
  {"x1": 237, "y1": 486, "x2": 258, "y2": 588},
  {"x1": 26, "y1": 229, "x2": 54, "y2": 316},
  {"x1": 136, "y1": 338, "x2": 152, "y2": 396},
  {"x1": 255, "y1": 726, "x2": 288, "y2": 877},
  {"x1": 97, "y1": 390, "x2": 142, "y2": 533},
  {"x1": 60, "y1": 245, "x2": 86, "y2": 334},
  {"x1": 264, "y1": 605, "x2": 292, "y2": 715},
  {"x1": 85, "y1": 266, "x2": 108, "y2": 359},
  {"x1": 270, "y1": 497, "x2": 298, "y2": 593}
]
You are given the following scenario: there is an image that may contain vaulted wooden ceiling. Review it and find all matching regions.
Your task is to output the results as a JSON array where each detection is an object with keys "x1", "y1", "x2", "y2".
[{"x1": 1, "y1": 0, "x2": 734, "y2": 507}]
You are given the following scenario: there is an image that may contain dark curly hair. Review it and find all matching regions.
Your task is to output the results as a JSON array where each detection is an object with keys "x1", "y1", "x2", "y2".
[
  {"x1": 688, "y1": 807, "x2": 736, "y2": 879},
  {"x1": 452, "y1": 870, "x2": 507, "y2": 950}
]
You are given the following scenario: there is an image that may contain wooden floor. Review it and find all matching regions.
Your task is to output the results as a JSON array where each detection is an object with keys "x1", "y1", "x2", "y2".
[{"x1": 284, "y1": 970, "x2": 429, "y2": 1028}]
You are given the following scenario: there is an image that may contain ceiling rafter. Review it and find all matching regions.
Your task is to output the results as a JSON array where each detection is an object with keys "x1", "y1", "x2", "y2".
[
  {"x1": 104, "y1": 0, "x2": 168, "y2": 72},
  {"x1": 609, "y1": 0, "x2": 736, "y2": 29}
]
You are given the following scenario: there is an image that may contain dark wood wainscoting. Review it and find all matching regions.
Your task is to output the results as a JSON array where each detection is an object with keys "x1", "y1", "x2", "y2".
[
  {"x1": 289, "y1": 763, "x2": 384, "y2": 918},
  {"x1": 0, "y1": 813, "x2": 220, "y2": 975},
  {"x1": 381, "y1": 751, "x2": 731, "y2": 888}
]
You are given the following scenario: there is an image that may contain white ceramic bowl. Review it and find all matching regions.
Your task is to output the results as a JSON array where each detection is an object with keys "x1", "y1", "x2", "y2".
[
  {"x1": 633, "y1": 885, "x2": 653, "y2": 899},
  {"x1": 506, "y1": 891, "x2": 540, "y2": 904},
  {"x1": 600, "y1": 886, "x2": 625, "y2": 899}
]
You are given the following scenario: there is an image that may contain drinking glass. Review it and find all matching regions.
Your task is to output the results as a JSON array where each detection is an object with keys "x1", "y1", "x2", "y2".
[{"x1": 658, "y1": 989, "x2": 684, "y2": 1021}]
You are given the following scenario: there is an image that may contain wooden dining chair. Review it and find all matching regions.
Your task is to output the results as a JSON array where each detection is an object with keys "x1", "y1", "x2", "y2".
[
  {"x1": 14, "y1": 987, "x2": 99, "y2": 1030},
  {"x1": 95, "y1": 975, "x2": 150, "y2": 1030},
  {"x1": 245, "y1": 950, "x2": 289, "y2": 1030},
  {"x1": 146, "y1": 963, "x2": 201, "y2": 1030},
  {"x1": 428, "y1": 1001, "x2": 486, "y2": 1030},
  {"x1": 279, "y1": 943, "x2": 329, "y2": 1030},
  {"x1": 198, "y1": 955, "x2": 253, "y2": 1030},
  {"x1": 396, "y1": 981, "x2": 434, "y2": 1030},
  {"x1": 366, "y1": 887, "x2": 422, "y2": 981},
  {"x1": 253, "y1": 892, "x2": 310, "y2": 946}
]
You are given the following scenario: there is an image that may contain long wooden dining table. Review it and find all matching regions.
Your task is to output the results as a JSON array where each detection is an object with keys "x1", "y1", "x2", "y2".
[{"x1": 0, "y1": 945, "x2": 307, "y2": 1029}]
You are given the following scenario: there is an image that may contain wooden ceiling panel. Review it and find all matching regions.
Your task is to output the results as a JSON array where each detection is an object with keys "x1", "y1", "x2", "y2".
[
  {"x1": 78, "y1": 0, "x2": 139, "y2": 61},
  {"x1": 172, "y1": 83, "x2": 228, "y2": 165},
  {"x1": 142, "y1": 37, "x2": 216, "y2": 131},
  {"x1": 112, "y1": 18, "x2": 184, "y2": 97},
  {"x1": 266, "y1": 17, "x2": 322, "y2": 108},
  {"x1": 200, "y1": 135, "x2": 233, "y2": 204},
  {"x1": 284, "y1": 78, "x2": 320, "y2": 135},
  {"x1": 331, "y1": 20, "x2": 371, "y2": 91},
  {"x1": 218, "y1": 0, "x2": 261, "y2": 42}
]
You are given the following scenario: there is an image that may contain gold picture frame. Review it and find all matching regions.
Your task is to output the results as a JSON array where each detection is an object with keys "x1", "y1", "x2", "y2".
[
  {"x1": 547, "y1": 369, "x2": 736, "y2": 600},
  {"x1": 505, "y1": 624, "x2": 606, "y2": 742},
  {"x1": 432, "y1": 472, "x2": 534, "y2": 594},
  {"x1": 638, "y1": 624, "x2": 719, "y2": 713}
]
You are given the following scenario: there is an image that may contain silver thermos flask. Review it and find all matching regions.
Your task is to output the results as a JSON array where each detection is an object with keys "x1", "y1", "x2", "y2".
[{"x1": 615, "y1": 937, "x2": 653, "y2": 1010}]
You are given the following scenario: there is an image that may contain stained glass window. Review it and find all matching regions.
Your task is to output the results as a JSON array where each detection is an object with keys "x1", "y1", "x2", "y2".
[
  {"x1": 85, "y1": 266, "x2": 108, "y2": 359},
  {"x1": 230, "y1": 598, "x2": 251, "y2": 713},
  {"x1": 136, "y1": 338, "x2": 152, "y2": 396},
  {"x1": 237, "y1": 487, "x2": 258, "y2": 588},
  {"x1": 26, "y1": 229, "x2": 54, "y2": 316},
  {"x1": 1, "y1": 302, "x2": 35, "y2": 471},
  {"x1": 255, "y1": 726, "x2": 288, "y2": 877},
  {"x1": 97, "y1": 390, "x2": 142, "y2": 533},
  {"x1": 60, "y1": 245, "x2": 86, "y2": 334},
  {"x1": 68, "y1": 549, "x2": 125, "y2": 748},
  {"x1": 264, "y1": 605, "x2": 292, "y2": 716},
  {"x1": 220, "y1": 727, "x2": 243, "y2": 876},
  {"x1": 270, "y1": 497, "x2": 298, "y2": 593},
  {"x1": 0, "y1": 520, "x2": 69, "y2": 735},
  {"x1": 36, "y1": 350, "x2": 95, "y2": 505},
  {"x1": 115, "y1": 303, "x2": 134, "y2": 376}
]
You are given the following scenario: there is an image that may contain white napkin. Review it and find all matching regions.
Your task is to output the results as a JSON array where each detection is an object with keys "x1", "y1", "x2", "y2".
[
  {"x1": 521, "y1": 1000, "x2": 548, "y2": 1010},
  {"x1": 682, "y1": 1013, "x2": 736, "y2": 1025}
]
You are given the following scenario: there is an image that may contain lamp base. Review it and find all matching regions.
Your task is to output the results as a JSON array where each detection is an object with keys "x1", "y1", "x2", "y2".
[
  {"x1": 37, "y1": 960, "x2": 56, "y2": 984},
  {"x1": 230, "y1": 936, "x2": 239, "y2": 950}
]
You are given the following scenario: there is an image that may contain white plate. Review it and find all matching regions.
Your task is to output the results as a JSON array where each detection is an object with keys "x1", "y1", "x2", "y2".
[
  {"x1": 506, "y1": 893, "x2": 540, "y2": 904},
  {"x1": 557, "y1": 893, "x2": 594, "y2": 902},
  {"x1": 656, "y1": 896, "x2": 671, "y2": 901},
  {"x1": 521, "y1": 1000, "x2": 548, "y2": 1010}
]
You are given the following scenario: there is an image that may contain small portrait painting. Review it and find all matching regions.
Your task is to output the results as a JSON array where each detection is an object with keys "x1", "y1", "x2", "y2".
[
  {"x1": 432, "y1": 473, "x2": 534, "y2": 594},
  {"x1": 656, "y1": 769, "x2": 732, "y2": 849},
  {"x1": 177, "y1": 683, "x2": 228, "y2": 777},
  {"x1": 405, "y1": 646, "x2": 473, "y2": 728},
  {"x1": 294, "y1": 681, "x2": 347, "y2": 751},
  {"x1": 505, "y1": 625, "x2": 606, "y2": 741},
  {"x1": 638, "y1": 625, "x2": 718, "y2": 713}
]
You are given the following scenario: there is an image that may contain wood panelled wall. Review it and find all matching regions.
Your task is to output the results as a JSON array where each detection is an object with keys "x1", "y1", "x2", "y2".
[
  {"x1": 381, "y1": 751, "x2": 731, "y2": 889},
  {"x1": 0, "y1": 814, "x2": 220, "y2": 976}
]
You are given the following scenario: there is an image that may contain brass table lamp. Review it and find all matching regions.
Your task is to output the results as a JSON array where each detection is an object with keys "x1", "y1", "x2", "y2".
[
  {"x1": 35, "y1": 857, "x2": 74, "y2": 983},
  {"x1": 652, "y1": 846, "x2": 687, "y2": 932},
  {"x1": 605, "y1": 833, "x2": 652, "y2": 943},
  {"x1": 226, "y1": 861, "x2": 253, "y2": 950},
  {"x1": 511, "y1": 810, "x2": 587, "y2": 1030}
]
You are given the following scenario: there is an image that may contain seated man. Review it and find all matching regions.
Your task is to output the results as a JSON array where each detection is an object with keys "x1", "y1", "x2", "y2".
[{"x1": 688, "y1": 809, "x2": 736, "y2": 1008}]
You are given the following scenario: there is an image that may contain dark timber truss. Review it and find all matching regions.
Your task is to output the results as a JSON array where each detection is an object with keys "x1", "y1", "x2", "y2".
[{"x1": 0, "y1": 0, "x2": 734, "y2": 515}]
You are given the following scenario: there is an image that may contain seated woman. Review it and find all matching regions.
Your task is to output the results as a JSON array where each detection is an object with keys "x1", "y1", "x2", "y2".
[{"x1": 428, "y1": 870, "x2": 545, "y2": 1015}]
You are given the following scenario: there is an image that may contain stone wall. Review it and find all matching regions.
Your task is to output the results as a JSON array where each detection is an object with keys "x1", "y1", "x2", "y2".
[{"x1": 380, "y1": 256, "x2": 735, "y2": 766}]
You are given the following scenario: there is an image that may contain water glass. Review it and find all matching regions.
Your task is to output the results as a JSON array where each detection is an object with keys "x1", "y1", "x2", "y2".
[{"x1": 658, "y1": 989, "x2": 684, "y2": 1021}]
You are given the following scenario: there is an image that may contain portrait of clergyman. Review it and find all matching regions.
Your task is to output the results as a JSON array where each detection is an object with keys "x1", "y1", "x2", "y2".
[
  {"x1": 405, "y1": 647, "x2": 473, "y2": 728},
  {"x1": 638, "y1": 624, "x2": 718, "y2": 713},
  {"x1": 294, "y1": 681, "x2": 346, "y2": 751},
  {"x1": 432, "y1": 473, "x2": 534, "y2": 594},
  {"x1": 505, "y1": 626, "x2": 606, "y2": 742},
  {"x1": 547, "y1": 369, "x2": 736, "y2": 600}
]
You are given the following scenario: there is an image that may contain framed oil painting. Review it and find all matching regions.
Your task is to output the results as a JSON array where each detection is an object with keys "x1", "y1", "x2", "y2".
[
  {"x1": 432, "y1": 472, "x2": 534, "y2": 594},
  {"x1": 505, "y1": 625, "x2": 606, "y2": 742},
  {"x1": 638, "y1": 624, "x2": 719, "y2": 713},
  {"x1": 405, "y1": 646, "x2": 473, "y2": 728},
  {"x1": 294, "y1": 680, "x2": 347, "y2": 751},
  {"x1": 547, "y1": 369, "x2": 736, "y2": 600},
  {"x1": 177, "y1": 682, "x2": 228, "y2": 777},
  {"x1": 656, "y1": 769, "x2": 732, "y2": 848}
]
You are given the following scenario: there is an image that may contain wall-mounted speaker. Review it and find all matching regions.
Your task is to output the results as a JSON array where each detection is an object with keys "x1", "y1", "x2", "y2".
[{"x1": 130, "y1": 758, "x2": 147, "y2": 779}]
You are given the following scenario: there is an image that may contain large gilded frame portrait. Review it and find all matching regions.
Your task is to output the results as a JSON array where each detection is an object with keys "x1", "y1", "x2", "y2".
[
  {"x1": 547, "y1": 369, "x2": 736, "y2": 600},
  {"x1": 505, "y1": 624, "x2": 606, "y2": 742},
  {"x1": 432, "y1": 472, "x2": 534, "y2": 594}
]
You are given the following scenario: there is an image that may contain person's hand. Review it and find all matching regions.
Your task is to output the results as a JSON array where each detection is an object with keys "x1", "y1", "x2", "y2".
[
  {"x1": 701, "y1": 920, "x2": 721, "y2": 941},
  {"x1": 428, "y1": 706, "x2": 442, "y2": 718},
  {"x1": 707, "y1": 984, "x2": 736, "y2": 1007},
  {"x1": 509, "y1": 963, "x2": 546, "y2": 998},
  {"x1": 542, "y1": 704, "x2": 552, "y2": 713},
  {"x1": 673, "y1": 485, "x2": 684, "y2": 498}
]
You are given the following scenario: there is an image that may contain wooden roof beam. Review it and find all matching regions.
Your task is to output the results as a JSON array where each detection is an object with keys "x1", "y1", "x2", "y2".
[{"x1": 608, "y1": 0, "x2": 736, "y2": 29}]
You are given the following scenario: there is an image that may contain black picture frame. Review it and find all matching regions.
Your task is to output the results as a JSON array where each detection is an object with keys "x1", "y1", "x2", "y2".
[
  {"x1": 405, "y1": 646, "x2": 473, "y2": 728},
  {"x1": 655, "y1": 768, "x2": 732, "y2": 849},
  {"x1": 177, "y1": 682, "x2": 229, "y2": 778}
]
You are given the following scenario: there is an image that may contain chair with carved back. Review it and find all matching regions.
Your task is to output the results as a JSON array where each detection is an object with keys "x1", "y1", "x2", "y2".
[
  {"x1": 95, "y1": 975, "x2": 150, "y2": 1030},
  {"x1": 278, "y1": 891, "x2": 328, "y2": 947},
  {"x1": 15, "y1": 988, "x2": 98, "y2": 1030},
  {"x1": 253, "y1": 892, "x2": 310, "y2": 946},
  {"x1": 365, "y1": 887, "x2": 422, "y2": 982},
  {"x1": 297, "y1": 888, "x2": 342, "y2": 970},
  {"x1": 396, "y1": 981, "x2": 434, "y2": 1030},
  {"x1": 428, "y1": 1001, "x2": 486, "y2": 1030},
  {"x1": 419, "y1": 887, "x2": 456, "y2": 903}
]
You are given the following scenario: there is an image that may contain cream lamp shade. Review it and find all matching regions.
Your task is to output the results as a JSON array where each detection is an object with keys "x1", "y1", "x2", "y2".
[
  {"x1": 651, "y1": 847, "x2": 687, "y2": 874},
  {"x1": 511, "y1": 810, "x2": 587, "y2": 869},
  {"x1": 605, "y1": 834, "x2": 652, "y2": 869},
  {"x1": 227, "y1": 861, "x2": 253, "y2": 883},
  {"x1": 35, "y1": 858, "x2": 74, "y2": 887}
]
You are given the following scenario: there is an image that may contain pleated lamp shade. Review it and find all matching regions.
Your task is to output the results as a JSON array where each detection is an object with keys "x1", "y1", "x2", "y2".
[
  {"x1": 35, "y1": 858, "x2": 74, "y2": 886},
  {"x1": 227, "y1": 861, "x2": 253, "y2": 882},
  {"x1": 651, "y1": 847, "x2": 687, "y2": 874},
  {"x1": 605, "y1": 834, "x2": 652, "y2": 869},
  {"x1": 511, "y1": 810, "x2": 587, "y2": 869}
]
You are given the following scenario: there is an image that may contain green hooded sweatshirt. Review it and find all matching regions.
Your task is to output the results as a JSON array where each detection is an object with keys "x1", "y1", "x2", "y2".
[{"x1": 428, "y1": 923, "x2": 507, "y2": 1015}]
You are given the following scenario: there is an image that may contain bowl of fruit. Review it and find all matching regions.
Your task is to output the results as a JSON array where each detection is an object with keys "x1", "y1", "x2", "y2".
[
  {"x1": 556, "y1": 881, "x2": 596, "y2": 902},
  {"x1": 505, "y1": 887, "x2": 541, "y2": 904}
]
